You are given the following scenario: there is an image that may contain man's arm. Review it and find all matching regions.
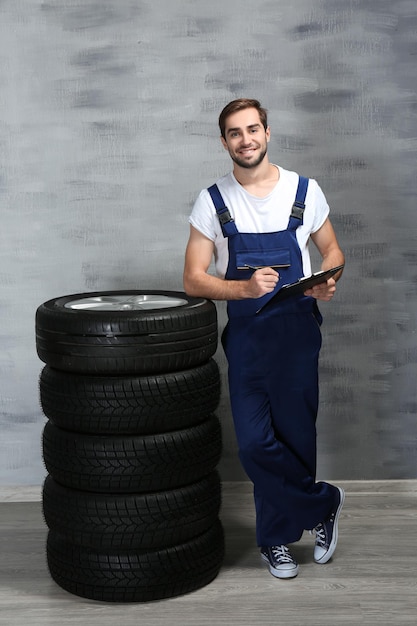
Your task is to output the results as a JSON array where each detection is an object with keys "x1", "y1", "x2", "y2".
[
  {"x1": 183, "y1": 225, "x2": 278, "y2": 300},
  {"x1": 305, "y1": 218, "x2": 345, "y2": 302}
]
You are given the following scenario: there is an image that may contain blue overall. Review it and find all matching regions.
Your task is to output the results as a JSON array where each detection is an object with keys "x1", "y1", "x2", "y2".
[{"x1": 208, "y1": 178, "x2": 336, "y2": 547}]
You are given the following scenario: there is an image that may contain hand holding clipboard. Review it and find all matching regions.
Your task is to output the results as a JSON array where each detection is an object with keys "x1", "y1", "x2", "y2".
[{"x1": 256, "y1": 264, "x2": 344, "y2": 314}]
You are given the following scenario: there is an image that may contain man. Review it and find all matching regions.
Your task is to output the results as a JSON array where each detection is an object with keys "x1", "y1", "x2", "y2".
[{"x1": 183, "y1": 98, "x2": 345, "y2": 579}]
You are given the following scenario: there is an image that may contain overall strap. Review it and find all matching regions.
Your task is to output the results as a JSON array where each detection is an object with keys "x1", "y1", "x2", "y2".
[
  {"x1": 288, "y1": 176, "x2": 309, "y2": 229},
  {"x1": 207, "y1": 184, "x2": 238, "y2": 237}
]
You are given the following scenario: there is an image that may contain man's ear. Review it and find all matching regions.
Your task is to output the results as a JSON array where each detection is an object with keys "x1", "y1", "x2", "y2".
[
  {"x1": 220, "y1": 136, "x2": 228, "y2": 150},
  {"x1": 266, "y1": 126, "x2": 271, "y2": 143}
]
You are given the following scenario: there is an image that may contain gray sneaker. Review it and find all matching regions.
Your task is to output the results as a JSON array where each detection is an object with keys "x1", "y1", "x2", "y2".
[
  {"x1": 260, "y1": 545, "x2": 299, "y2": 579},
  {"x1": 312, "y1": 486, "x2": 345, "y2": 564}
]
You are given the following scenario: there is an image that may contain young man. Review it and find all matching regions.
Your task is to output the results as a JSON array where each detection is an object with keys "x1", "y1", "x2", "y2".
[{"x1": 183, "y1": 98, "x2": 345, "y2": 579}]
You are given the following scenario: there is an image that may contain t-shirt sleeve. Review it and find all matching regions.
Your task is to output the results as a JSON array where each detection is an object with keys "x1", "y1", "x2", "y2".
[
  {"x1": 189, "y1": 189, "x2": 219, "y2": 242},
  {"x1": 309, "y1": 179, "x2": 330, "y2": 233}
]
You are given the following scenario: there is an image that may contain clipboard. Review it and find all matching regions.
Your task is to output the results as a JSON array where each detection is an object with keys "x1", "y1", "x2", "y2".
[{"x1": 256, "y1": 264, "x2": 344, "y2": 313}]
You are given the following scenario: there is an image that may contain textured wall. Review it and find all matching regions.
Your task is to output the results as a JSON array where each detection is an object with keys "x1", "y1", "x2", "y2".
[{"x1": 1, "y1": 0, "x2": 416, "y2": 485}]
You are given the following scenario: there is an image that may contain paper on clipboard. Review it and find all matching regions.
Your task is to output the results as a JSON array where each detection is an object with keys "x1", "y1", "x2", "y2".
[{"x1": 256, "y1": 264, "x2": 344, "y2": 313}]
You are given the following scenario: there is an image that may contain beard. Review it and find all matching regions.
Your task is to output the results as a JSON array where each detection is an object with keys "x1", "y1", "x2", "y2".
[{"x1": 229, "y1": 145, "x2": 268, "y2": 169}]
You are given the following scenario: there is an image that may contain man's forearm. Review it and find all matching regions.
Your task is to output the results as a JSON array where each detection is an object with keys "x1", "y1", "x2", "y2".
[
  {"x1": 183, "y1": 271, "x2": 250, "y2": 301},
  {"x1": 320, "y1": 249, "x2": 345, "y2": 281}
]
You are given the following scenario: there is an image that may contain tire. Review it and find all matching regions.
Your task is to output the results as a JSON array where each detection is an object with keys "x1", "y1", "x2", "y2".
[
  {"x1": 42, "y1": 472, "x2": 221, "y2": 550},
  {"x1": 46, "y1": 521, "x2": 225, "y2": 602},
  {"x1": 36, "y1": 290, "x2": 218, "y2": 374},
  {"x1": 39, "y1": 359, "x2": 221, "y2": 435},
  {"x1": 42, "y1": 416, "x2": 222, "y2": 493}
]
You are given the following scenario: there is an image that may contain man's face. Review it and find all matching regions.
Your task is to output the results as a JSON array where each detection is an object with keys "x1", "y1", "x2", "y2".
[{"x1": 221, "y1": 108, "x2": 270, "y2": 169}]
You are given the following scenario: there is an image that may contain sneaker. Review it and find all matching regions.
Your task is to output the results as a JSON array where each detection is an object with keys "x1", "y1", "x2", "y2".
[
  {"x1": 312, "y1": 486, "x2": 345, "y2": 564},
  {"x1": 260, "y1": 545, "x2": 299, "y2": 579}
]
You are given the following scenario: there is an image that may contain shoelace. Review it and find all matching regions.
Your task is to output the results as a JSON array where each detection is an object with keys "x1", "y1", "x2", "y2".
[
  {"x1": 311, "y1": 523, "x2": 327, "y2": 548},
  {"x1": 271, "y1": 545, "x2": 294, "y2": 563}
]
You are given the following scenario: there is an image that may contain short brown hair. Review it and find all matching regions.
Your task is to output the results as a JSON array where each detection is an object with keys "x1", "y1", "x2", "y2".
[{"x1": 218, "y1": 98, "x2": 268, "y2": 139}]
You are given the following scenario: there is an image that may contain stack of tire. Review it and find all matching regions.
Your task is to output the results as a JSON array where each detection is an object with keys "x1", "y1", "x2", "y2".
[{"x1": 36, "y1": 290, "x2": 224, "y2": 602}]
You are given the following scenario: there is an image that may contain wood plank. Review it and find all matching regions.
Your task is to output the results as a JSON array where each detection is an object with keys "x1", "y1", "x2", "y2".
[{"x1": 0, "y1": 482, "x2": 416, "y2": 625}]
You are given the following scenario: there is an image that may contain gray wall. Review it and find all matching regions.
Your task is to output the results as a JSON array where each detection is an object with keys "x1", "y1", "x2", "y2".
[{"x1": 1, "y1": 0, "x2": 416, "y2": 485}]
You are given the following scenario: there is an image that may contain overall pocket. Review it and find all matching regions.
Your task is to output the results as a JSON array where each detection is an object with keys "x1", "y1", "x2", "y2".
[{"x1": 235, "y1": 248, "x2": 291, "y2": 271}]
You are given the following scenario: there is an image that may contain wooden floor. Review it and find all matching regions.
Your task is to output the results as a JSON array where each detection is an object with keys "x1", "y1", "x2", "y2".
[{"x1": 0, "y1": 481, "x2": 416, "y2": 626}]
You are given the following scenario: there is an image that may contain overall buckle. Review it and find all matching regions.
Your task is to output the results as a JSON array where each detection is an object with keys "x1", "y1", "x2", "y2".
[{"x1": 218, "y1": 209, "x2": 234, "y2": 225}]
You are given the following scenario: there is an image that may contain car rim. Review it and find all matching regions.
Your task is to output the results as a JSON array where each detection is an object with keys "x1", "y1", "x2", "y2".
[{"x1": 64, "y1": 294, "x2": 189, "y2": 311}]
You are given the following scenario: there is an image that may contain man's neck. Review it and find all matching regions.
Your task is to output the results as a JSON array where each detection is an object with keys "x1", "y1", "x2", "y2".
[{"x1": 233, "y1": 161, "x2": 280, "y2": 197}]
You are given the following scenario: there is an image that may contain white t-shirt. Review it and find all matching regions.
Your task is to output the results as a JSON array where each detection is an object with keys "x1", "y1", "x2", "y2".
[{"x1": 189, "y1": 165, "x2": 330, "y2": 279}]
